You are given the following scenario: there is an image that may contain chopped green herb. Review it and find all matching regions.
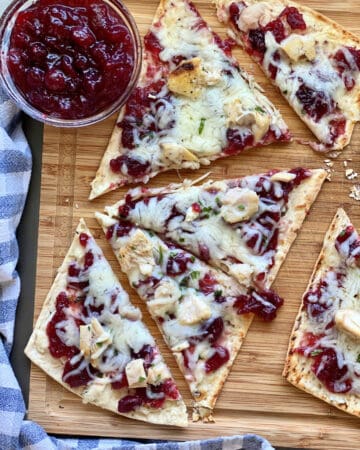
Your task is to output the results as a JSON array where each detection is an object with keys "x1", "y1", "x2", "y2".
[
  {"x1": 158, "y1": 246, "x2": 163, "y2": 265},
  {"x1": 198, "y1": 117, "x2": 206, "y2": 135},
  {"x1": 238, "y1": 204, "x2": 245, "y2": 211},
  {"x1": 96, "y1": 342, "x2": 103, "y2": 347},
  {"x1": 138, "y1": 376, "x2": 146, "y2": 383},
  {"x1": 310, "y1": 349, "x2": 323, "y2": 357},
  {"x1": 357, "y1": 354, "x2": 360, "y2": 363},
  {"x1": 87, "y1": 325, "x2": 91, "y2": 331},
  {"x1": 339, "y1": 229, "x2": 346, "y2": 237},
  {"x1": 180, "y1": 276, "x2": 190, "y2": 287},
  {"x1": 97, "y1": 373, "x2": 103, "y2": 378},
  {"x1": 282, "y1": 90, "x2": 288, "y2": 95},
  {"x1": 214, "y1": 289, "x2": 223, "y2": 298},
  {"x1": 255, "y1": 106, "x2": 265, "y2": 114},
  {"x1": 190, "y1": 256, "x2": 196, "y2": 263},
  {"x1": 148, "y1": 230, "x2": 154, "y2": 237},
  {"x1": 179, "y1": 237, "x2": 185, "y2": 243},
  {"x1": 191, "y1": 271, "x2": 201, "y2": 280},
  {"x1": 215, "y1": 197, "x2": 222, "y2": 207},
  {"x1": 202, "y1": 206, "x2": 213, "y2": 214},
  {"x1": 169, "y1": 251, "x2": 177, "y2": 258}
]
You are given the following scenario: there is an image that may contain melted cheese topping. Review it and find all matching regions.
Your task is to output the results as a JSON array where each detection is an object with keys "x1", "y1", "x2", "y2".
[
  {"x1": 48, "y1": 235, "x2": 171, "y2": 389},
  {"x1": 219, "y1": 0, "x2": 360, "y2": 149},
  {"x1": 115, "y1": 170, "x2": 302, "y2": 284},
  {"x1": 119, "y1": 0, "x2": 288, "y2": 175},
  {"x1": 106, "y1": 225, "x2": 249, "y2": 392}
]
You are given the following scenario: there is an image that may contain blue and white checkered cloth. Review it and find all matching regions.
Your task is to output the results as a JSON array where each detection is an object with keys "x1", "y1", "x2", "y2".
[{"x1": 0, "y1": 89, "x2": 274, "y2": 449}]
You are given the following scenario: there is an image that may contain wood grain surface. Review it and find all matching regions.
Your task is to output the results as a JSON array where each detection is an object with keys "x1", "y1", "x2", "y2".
[{"x1": 27, "y1": 1, "x2": 360, "y2": 448}]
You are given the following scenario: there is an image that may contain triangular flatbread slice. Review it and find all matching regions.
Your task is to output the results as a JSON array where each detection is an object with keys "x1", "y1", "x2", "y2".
[
  {"x1": 284, "y1": 208, "x2": 360, "y2": 417},
  {"x1": 95, "y1": 212, "x2": 284, "y2": 419},
  {"x1": 103, "y1": 168, "x2": 326, "y2": 289},
  {"x1": 215, "y1": 0, "x2": 360, "y2": 152},
  {"x1": 89, "y1": 0, "x2": 290, "y2": 199},
  {"x1": 25, "y1": 219, "x2": 188, "y2": 427}
]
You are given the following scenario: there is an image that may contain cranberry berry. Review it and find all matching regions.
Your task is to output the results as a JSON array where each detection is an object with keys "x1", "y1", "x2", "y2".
[{"x1": 7, "y1": 0, "x2": 136, "y2": 120}]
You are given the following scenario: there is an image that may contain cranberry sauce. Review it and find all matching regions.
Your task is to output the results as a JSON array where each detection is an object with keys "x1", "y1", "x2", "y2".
[
  {"x1": 182, "y1": 316, "x2": 230, "y2": 373},
  {"x1": 229, "y1": 3, "x2": 306, "y2": 60},
  {"x1": 335, "y1": 225, "x2": 360, "y2": 266},
  {"x1": 234, "y1": 288, "x2": 284, "y2": 321},
  {"x1": 7, "y1": 0, "x2": 136, "y2": 120},
  {"x1": 241, "y1": 169, "x2": 310, "y2": 257},
  {"x1": 46, "y1": 233, "x2": 97, "y2": 387},
  {"x1": 312, "y1": 348, "x2": 352, "y2": 393},
  {"x1": 117, "y1": 378, "x2": 180, "y2": 413},
  {"x1": 333, "y1": 47, "x2": 360, "y2": 91}
]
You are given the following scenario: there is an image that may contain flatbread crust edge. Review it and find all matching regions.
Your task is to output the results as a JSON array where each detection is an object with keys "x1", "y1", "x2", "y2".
[
  {"x1": 214, "y1": 0, "x2": 360, "y2": 151},
  {"x1": 25, "y1": 218, "x2": 188, "y2": 427},
  {"x1": 95, "y1": 212, "x2": 254, "y2": 420},
  {"x1": 283, "y1": 208, "x2": 360, "y2": 417},
  {"x1": 266, "y1": 168, "x2": 327, "y2": 288}
]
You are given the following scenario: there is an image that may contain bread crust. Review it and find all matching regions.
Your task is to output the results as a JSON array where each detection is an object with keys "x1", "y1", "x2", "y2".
[
  {"x1": 25, "y1": 219, "x2": 188, "y2": 427},
  {"x1": 283, "y1": 208, "x2": 360, "y2": 417}
]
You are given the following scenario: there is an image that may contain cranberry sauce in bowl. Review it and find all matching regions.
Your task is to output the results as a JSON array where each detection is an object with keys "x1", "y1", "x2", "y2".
[{"x1": 0, "y1": 0, "x2": 141, "y2": 126}]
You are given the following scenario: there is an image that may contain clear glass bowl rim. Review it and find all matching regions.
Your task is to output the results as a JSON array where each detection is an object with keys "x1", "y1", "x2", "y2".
[{"x1": 0, "y1": 0, "x2": 142, "y2": 127}]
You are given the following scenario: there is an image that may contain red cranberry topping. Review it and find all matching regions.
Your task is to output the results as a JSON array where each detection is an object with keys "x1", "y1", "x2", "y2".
[
  {"x1": 62, "y1": 356, "x2": 95, "y2": 388},
  {"x1": 205, "y1": 345, "x2": 230, "y2": 373},
  {"x1": 303, "y1": 280, "x2": 330, "y2": 318},
  {"x1": 144, "y1": 31, "x2": 163, "y2": 63},
  {"x1": 198, "y1": 244, "x2": 210, "y2": 262},
  {"x1": 192, "y1": 202, "x2": 202, "y2": 214},
  {"x1": 118, "y1": 203, "x2": 130, "y2": 219},
  {"x1": 281, "y1": 6, "x2": 306, "y2": 30},
  {"x1": 296, "y1": 84, "x2": 335, "y2": 122},
  {"x1": 329, "y1": 118, "x2": 346, "y2": 142},
  {"x1": 68, "y1": 263, "x2": 80, "y2": 277},
  {"x1": 224, "y1": 129, "x2": 255, "y2": 155},
  {"x1": 213, "y1": 35, "x2": 236, "y2": 58},
  {"x1": 234, "y1": 289, "x2": 284, "y2": 321},
  {"x1": 47, "y1": 292, "x2": 78, "y2": 359},
  {"x1": 248, "y1": 29, "x2": 266, "y2": 55},
  {"x1": 182, "y1": 344, "x2": 195, "y2": 370},
  {"x1": 79, "y1": 232, "x2": 89, "y2": 247},
  {"x1": 131, "y1": 344, "x2": 156, "y2": 368},
  {"x1": 8, "y1": 0, "x2": 135, "y2": 120},
  {"x1": 199, "y1": 272, "x2": 217, "y2": 294},
  {"x1": 203, "y1": 317, "x2": 224, "y2": 344},
  {"x1": 335, "y1": 225, "x2": 360, "y2": 265},
  {"x1": 161, "y1": 378, "x2": 180, "y2": 400},
  {"x1": 293, "y1": 332, "x2": 322, "y2": 355},
  {"x1": 111, "y1": 373, "x2": 128, "y2": 390},
  {"x1": 268, "y1": 63, "x2": 278, "y2": 80},
  {"x1": 229, "y1": 2, "x2": 242, "y2": 27},
  {"x1": 116, "y1": 220, "x2": 134, "y2": 238},
  {"x1": 118, "y1": 394, "x2": 143, "y2": 413},
  {"x1": 84, "y1": 250, "x2": 94, "y2": 270},
  {"x1": 167, "y1": 252, "x2": 193, "y2": 276},
  {"x1": 110, "y1": 155, "x2": 151, "y2": 179},
  {"x1": 311, "y1": 348, "x2": 352, "y2": 393},
  {"x1": 264, "y1": 19, "x2": 286, "y2": 44}
]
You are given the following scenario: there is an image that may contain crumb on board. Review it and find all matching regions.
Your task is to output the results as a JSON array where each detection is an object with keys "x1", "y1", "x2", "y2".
[
  {"x1": 323, "y1": 159, "x2": 334, "y2": 181},
  {"x1": 345, "y1": 168, "x2": 358, "y2": 180},
  {"x1": 349, "y1": 185, "x2": 360, "y2": 201}
]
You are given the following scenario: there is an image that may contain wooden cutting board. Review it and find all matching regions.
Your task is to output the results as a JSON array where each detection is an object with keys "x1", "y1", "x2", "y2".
[{"x1": 28, "y1": 1, "x2": 360, "y2": 448}]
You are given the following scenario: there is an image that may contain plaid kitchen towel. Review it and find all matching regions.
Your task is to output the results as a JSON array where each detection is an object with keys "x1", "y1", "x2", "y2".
[{"x1": 0, "y1": 91, "x2": 274, "y2": 450}]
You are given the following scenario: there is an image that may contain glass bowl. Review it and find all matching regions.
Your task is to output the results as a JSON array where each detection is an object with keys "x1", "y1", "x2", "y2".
[{"x1": 0, "y1": 0, "x2": 142, "y2": 127}]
